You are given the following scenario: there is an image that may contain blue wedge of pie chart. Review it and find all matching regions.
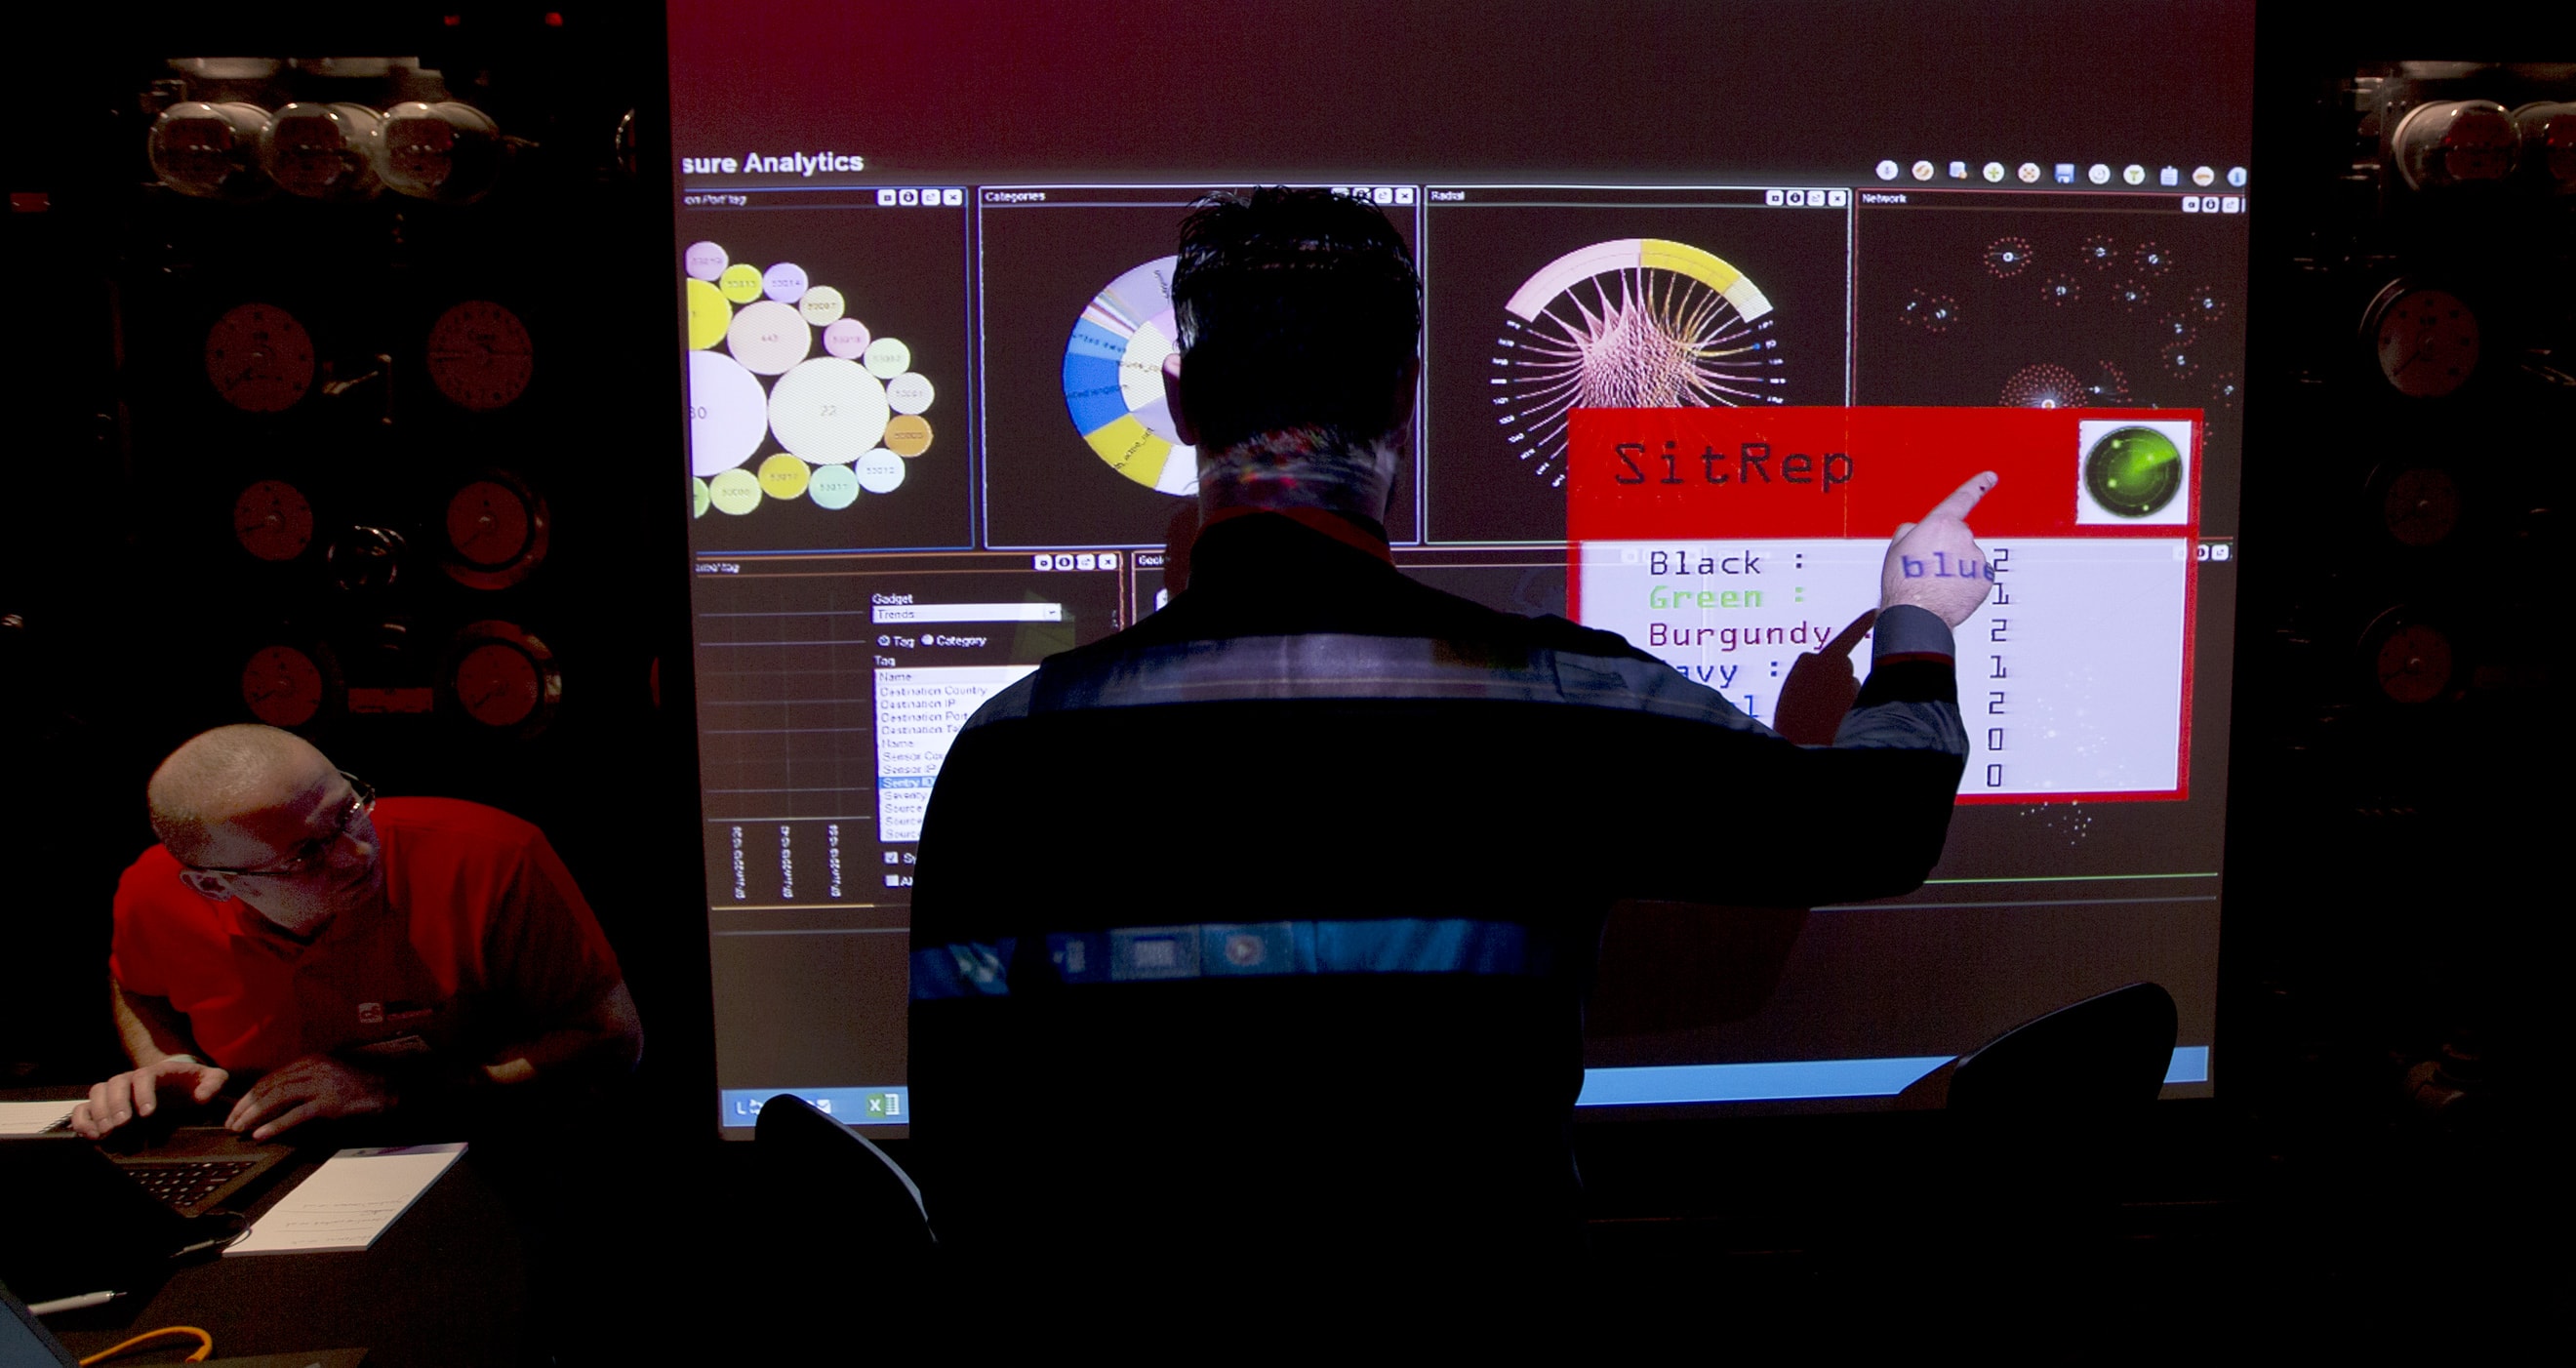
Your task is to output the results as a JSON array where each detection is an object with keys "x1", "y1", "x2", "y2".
[{"x1": 1062, "y1": 256, "x2": 1198, "y2": 496}]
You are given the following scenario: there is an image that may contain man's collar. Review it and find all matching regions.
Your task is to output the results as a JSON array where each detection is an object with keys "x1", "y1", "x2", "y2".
[
  {"x1": 1196, "y1": 505, "x2": 1394, "y2": 565},
  {"x1": 1195, "y1": 427, "x2": 1401, "y2": 528},
  {"x1": 223, "y1": 884, "x2": 382, "y2": 956}
]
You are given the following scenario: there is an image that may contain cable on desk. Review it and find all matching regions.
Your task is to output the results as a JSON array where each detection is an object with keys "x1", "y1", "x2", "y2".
[{"x1": 76, "y1": 1325, "x2": 214, "y2": 1363}]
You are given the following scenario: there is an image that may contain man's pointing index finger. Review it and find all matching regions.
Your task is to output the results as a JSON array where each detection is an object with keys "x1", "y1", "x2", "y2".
[{"x1": 1925, "y1": 471, "x2": 1999, "y2": 523}]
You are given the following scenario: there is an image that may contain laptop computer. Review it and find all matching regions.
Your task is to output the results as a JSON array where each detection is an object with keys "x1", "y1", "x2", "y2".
[
  {"x1": 0, "y1": 1130, "x2": 292, "y2": 1304},
  {"x1": 96, "y1": 1125, "x2": 296, "y2": 1220}
]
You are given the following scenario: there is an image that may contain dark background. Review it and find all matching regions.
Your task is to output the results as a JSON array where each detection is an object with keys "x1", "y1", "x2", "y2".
[
  {"x1": 6, "y1": 1, "x2": 2563, "y2": 1356},
  {"x1": 665, "y1": 1, "x2": 2257, "y2": 186}
]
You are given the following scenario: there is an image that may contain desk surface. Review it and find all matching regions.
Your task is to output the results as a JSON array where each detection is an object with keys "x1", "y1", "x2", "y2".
[{"x1": 8, "y1": 1091, "x2": 529, "y2": 1368}]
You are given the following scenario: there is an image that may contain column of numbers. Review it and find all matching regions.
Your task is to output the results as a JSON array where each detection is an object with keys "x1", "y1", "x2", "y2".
[{"x1": 1981, "y1": 544, "x2": 2012, "y2": 788}]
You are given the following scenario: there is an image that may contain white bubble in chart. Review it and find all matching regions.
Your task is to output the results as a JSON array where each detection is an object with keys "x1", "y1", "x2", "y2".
[
  {"x1": 885, "y1": 372, "x2": 935, "y2": 415},
  {"x1": 684, "y1": 241, "x2": 728, "y2": 281},
  {"x1": 762, "y1": 262, "x2": 809, "y2": 302},
  {"x1": 863, "y1": 336, "x2": 910, "y2": 379},
  {"x1": 768, "y1": 356, "x2": 890, "y2": 462},
  {"x1": 856, "y1": 448, "x2": 906, "y2": 493},
  {"x1": 798, "y1": 286, "x2": 846, "y2": 326},
  {"x1": 727, "y1": 300, "x2": 811, "y2": 375},
  {"x1": 824, "y1": 318, "x2": 870, "y2": 358},
  {"x1": 688, "y1": 349, "x2": 771, "y2": 476},
  {"x1": 809, "y1": 463, "x2": 861, "y2": 509}
]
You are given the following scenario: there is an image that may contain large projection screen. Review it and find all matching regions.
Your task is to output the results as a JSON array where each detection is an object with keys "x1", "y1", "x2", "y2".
[{"x1": 665, "y1": 1, "x2": 2256, "y2": 1137}]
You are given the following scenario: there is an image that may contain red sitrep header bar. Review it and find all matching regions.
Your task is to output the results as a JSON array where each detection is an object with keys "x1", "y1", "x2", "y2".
[{"x1": 1567, "y1": 407, "x2": 2201, "y2": 541}]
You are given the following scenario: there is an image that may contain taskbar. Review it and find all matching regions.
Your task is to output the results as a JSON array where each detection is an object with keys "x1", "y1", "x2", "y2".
[{"x1": 718, "y1": 1085, "x2": 910, "y2": 1129}]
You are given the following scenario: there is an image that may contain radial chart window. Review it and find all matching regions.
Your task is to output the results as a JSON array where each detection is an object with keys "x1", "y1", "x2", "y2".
[{"x1": 1422, "y1": 186, "x2": 1849, "y2": 544}]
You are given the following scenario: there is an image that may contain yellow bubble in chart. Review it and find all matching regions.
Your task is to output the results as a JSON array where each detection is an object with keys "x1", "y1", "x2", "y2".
[
  {"x1": 693, "y1": 477, "x2": 710, "y2": 518},
  {"x1": 686, "y1": 279, "x2": 731, "y2": 350},
  {"x1": 717, "y1": 263, "x2": 764, "y2": 303},
  {"x1": 707, "y1": 467, "x2": 762, "y2": 514},
  {"x1": 798, "y1": 286, "x2": 845, "y2": 326},
  {"x1": 883, "y1": 414, "x2": 933, "y2": 457},
  {"x1": 758, "y1": 453, "x2": 812, "y2": 501}
]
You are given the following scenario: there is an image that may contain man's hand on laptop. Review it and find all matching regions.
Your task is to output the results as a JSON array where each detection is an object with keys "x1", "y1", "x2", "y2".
[
  {"x1": 225, "y1": 1054, "x2": 397, "y2": 1141},
  {"x1": 69, "y1": 1056, "x2": 231, "y2": 1140}
]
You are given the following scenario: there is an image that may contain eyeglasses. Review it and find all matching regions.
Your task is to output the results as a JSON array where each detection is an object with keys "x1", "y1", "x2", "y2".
[{"x1": 179, "y1": 773, "x2": 378, "y2": 884}]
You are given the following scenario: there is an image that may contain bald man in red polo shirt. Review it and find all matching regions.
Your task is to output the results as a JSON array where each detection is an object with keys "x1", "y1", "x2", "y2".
[{"x1": 71, "y1": 725, "x2": 642, "y2": 1141}]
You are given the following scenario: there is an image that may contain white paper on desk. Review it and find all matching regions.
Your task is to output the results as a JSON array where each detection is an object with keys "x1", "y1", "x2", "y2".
[
  {"x1": 0, "y1": 1101, "x2": 74, "y2": 1134},
  {"x1": 223, "y1": 1142, "x2": 467, "y2": 1256}
]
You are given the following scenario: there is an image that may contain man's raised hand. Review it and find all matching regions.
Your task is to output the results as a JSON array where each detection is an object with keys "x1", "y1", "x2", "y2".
[
  {"x1": 1880, "y1": 472, "x2": 2000, "y2": 627},
  {"x1": 69, "y1": 1056, "x2": 230, "y2": 1140}
]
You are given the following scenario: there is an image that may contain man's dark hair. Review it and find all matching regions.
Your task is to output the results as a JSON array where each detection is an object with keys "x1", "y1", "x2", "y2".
[{"x1": 1170, "y1": 186, "x2": 1423, "y2": 455}]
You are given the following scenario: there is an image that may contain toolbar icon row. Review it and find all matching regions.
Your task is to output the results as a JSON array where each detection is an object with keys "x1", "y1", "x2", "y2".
[
  {"x1": 1030, "y1": 551, "x2": 1121, "y2": 571},
  {"x1": 1875, "y1": 160, "x2": 2247, "y2": 188}
]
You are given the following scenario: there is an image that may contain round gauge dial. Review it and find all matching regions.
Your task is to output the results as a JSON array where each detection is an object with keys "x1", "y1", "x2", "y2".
[
  {"x1": 260, "y1": 101, "x2": 382, "y2": 200},
  {"x1": 2374, "y1": 624, "x2": 2455, "y2": 704},
  {"x1": 2364, "y1": 282, "x2": 2479, "y2": 399},
  {"x1": 441, "y1": 472, "x2": 550, "y2": 589},
  {"x1": 448, "y1": 479, "x2": 529, "y2": 565},
  {"x1": 146, "y1": 101, "x2": 270, "y2": 199},
  {"x1": 442, "y1": 622, "x2": 560, "y2": 736},
  {"x1": 232, "y1": 479, "x2": 315, "y2": 561},
  {"x1": 2514, "y1": 101, "x2": 2576, "y2": 188},
  {"x1": 379, "y1": 101, "x2": 502, "y2": 203},
  {"x1": 2392, "y1": 100, "x2": 2517, "y2": 190},
  {"x1": 2359, "y1": 609, "x2": 2457, "y2": 705},
  {"x1": 426, "y1": 301, "x2": 535, "y2": 412},
  {"x1": 457, "y1": 643, "x2": 543, "y2": 727},
  {"x1": 241, "y1": 643, "x2": 333, "y2": 727},
  {"x1": 1492, "y1": 238, "x2": 1785, "y2": 488},
  {"x1": 205, "y1": 303, "x2": 316, "y2": 414},
  {"x1": 2380, "y1": 466, "x2": 2462, "y2": 547}
]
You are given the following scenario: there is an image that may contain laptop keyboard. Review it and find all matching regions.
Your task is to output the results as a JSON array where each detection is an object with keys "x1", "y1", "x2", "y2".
[{"x1": 127, "y1": 1159, "x2": 256, "y2": 1212}]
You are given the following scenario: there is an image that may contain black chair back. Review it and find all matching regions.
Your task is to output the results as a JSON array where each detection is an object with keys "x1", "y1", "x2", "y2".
[
  {"x1": 1947, "y1": 981, "x2": 2179, "y2": 1114},
  {"x1": 751, "y1": 1094, "x2": 935, "y2": 1252}
]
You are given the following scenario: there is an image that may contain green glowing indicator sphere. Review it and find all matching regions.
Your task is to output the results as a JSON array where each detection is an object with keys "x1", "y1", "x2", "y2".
[{"x1": 2084, "y1": 425, "x2": 2182, "y2": 517}]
